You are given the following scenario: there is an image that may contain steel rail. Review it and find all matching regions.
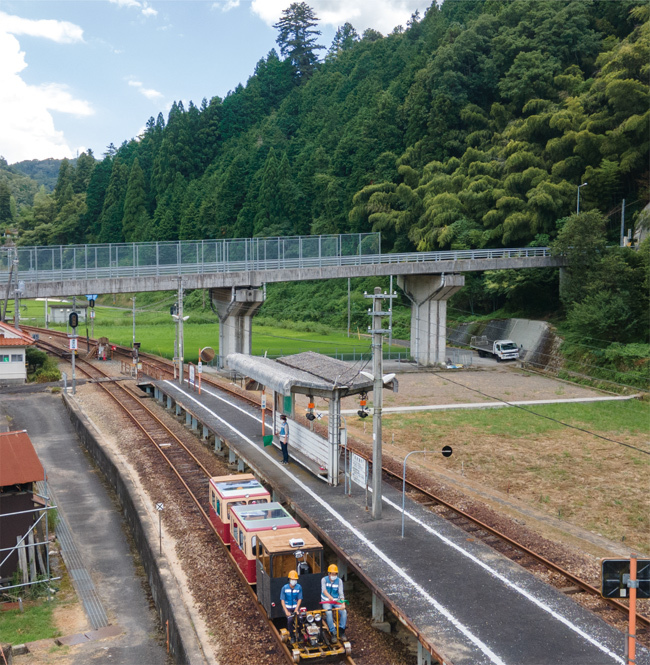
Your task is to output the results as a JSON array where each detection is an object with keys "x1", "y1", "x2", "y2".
[
  {"x1": 33, "y1": 334, "x2": 354, "y2": 664},
  {"x1": 348, "y1": 442, "x2": 650, "y2": 630},
  {"x1": 32, "y1": 327, "x2": 647, "y2": 631}
]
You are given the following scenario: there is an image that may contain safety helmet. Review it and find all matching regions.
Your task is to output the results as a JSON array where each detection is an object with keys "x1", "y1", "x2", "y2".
[
  {"x1": 288, "y1": 570, "x2": 299, "y2": 580},
  {"x1": 328, "y1": 564, "x2": 338, "y2": 574}
]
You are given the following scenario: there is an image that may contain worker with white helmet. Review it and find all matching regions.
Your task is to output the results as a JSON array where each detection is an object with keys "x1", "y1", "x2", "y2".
[
  {"x1": 281, "y1": 570, "x2": 302, "y2": 640},
  {"x1": 321, "y1": 564, "x2": 347, "y2": 640}
]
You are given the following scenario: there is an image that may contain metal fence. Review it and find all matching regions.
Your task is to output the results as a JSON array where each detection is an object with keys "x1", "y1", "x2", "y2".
[
  {"x1": 0, "y1": 233, "x2": 380, "y2": 283},
  {"x1": 0, "y1": 233, "x2": 553, "y2": 285}
]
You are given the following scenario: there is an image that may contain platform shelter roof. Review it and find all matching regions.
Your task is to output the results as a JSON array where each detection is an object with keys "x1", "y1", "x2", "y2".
[
  {"x1": 0, "y1": 430, "x2": 45, "y2": 487},
  {"x1": 226, "y1": 351, "x2": 373, "y2": 397}
]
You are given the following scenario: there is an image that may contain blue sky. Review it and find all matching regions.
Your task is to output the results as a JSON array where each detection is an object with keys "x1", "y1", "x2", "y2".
[{"x1": 0, "y1": 0, "x2": 427, "y2": 164}]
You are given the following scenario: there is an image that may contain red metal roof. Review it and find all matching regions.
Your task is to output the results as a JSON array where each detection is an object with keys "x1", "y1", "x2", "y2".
[
  {"x1": 0, "y1": 430, "x2": 45, "y2": 486},
  {"x1": 0, "y1": 322, "x2": 34, "y2": 345}
]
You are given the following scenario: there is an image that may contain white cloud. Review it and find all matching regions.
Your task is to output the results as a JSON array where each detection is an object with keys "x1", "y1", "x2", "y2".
[
  {"x1": 128, "y1": 79, "x2": 163, "y2": 101},
  {"x1": 141, "y1": 3, "x2": 158, "y2": 18},
  {"x1": 0, "y1": 18, "x2": 93, "y2": 162},
  {"x1": 0, "y1": 10, "x2": 84, "y2": 44},
  {"x1": 251, "y1": 0, "x2": 425, "y2": 35},
  {"x1": 212, "y1": 0, "x2": 241, "y2": 11},
  {"x1": 108, "y1": 0, "x2": 158, "y2": 18}
]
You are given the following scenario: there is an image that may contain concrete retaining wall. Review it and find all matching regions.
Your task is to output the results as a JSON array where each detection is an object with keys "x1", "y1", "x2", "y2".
[
  {"x1": 62, "y1": 394, "x2": 207, "y2": 665},
  {"x1": 448, "y1": 318, "x2": 556, "y2": 369}
]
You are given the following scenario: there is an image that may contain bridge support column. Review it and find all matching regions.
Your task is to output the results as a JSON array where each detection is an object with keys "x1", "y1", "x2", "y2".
[
  {"x1": 211, "y1": 286, "x2": 265, "y2": 368},
  {"x1": 397, "y1": 274, "x2": 464, "y2": 366}
]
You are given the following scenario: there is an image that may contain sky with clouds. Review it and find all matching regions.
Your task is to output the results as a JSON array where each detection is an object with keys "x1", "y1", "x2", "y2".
[{"x1": 0, "y1": 0, "x2": 428, "y2": 165}]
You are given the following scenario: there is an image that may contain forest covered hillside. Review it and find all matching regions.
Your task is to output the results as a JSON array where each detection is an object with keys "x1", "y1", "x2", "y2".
[
  {"x1": 0, "y1": 0, "x2": 648, "y2": 387},
  {"x1": 3, "y1": 0, "x2": 647, "y2": 250}
]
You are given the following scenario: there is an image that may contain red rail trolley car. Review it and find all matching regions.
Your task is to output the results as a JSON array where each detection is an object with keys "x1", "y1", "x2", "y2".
[
  {"x1": 230, "y1": 502, "x2": 299, "y2": 584},
  {"x1": 208, "y1": 474, "x2": 270, "y2": 545}
]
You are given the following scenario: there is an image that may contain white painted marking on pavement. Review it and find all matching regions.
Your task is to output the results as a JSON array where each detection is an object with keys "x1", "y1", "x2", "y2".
[
  {"x1": 164, "y1": 381, "x2": 504, "y2": 665},
  {"x1": 164, "y1": 381, "x2": 625, "y2": 664}
]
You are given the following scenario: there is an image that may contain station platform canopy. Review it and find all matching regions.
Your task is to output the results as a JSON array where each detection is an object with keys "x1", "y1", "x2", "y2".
[{"x1": 226, "y1": 351, "x2": 380, "y2": 398}]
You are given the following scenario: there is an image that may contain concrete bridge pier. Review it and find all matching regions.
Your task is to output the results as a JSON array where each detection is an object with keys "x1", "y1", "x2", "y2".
[
  {"x1": 397, "y1": 274, "x2": 465, "y2": 366},
  {"x1": 210, "y1": 286, "x2": 265, "y2": 367}
]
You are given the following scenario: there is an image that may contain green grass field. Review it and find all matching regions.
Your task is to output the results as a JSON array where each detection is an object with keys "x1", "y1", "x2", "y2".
[
  {"x1": 384, "y1": 400, "x2": 650, "y2": 439},
  {"x1": 0, "y1": 601, "x2": 60, "y2": 644},
  {"x1": 13, "y1": 299, "x2": 403, "y2": 364}
]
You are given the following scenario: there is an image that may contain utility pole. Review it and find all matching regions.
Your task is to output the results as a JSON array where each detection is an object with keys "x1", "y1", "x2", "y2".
[
  {"x1": 620, "y1": 199, "x2": 626, "y2": 247},
  {"x1": 347, "y1": 278, "x2": 351, "y2": 338},
  {"x1": 132, "y1": 296, "x2": 136, "y2": 348},
  {"x1": 12, "y1": 252, "x2": 20, "y2": 330},
  {"x1": 577, "y1": 182, "x2": 588, "y2": 214},
  {"x1": 365, "y1": 286, "x2": 394, "y2": 520},
  {"x1": 177, "y1": 278, "x2": 184, "y2": 386}
]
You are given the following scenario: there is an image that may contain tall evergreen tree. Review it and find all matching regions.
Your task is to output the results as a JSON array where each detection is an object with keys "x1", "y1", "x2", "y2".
[
  {"x1": 122, "y1": 158, "x2": 150, "y2": 242},
  {"x1": 98, "y1": 160, "x2": 128, "y2": 243},
  {"x1": 274, "y1": 2, "x2": 324, "y2": 81},
  {"x1": 0, "y1": 181, "x2": 13, "y2": 226},
  {"x1": 74, "y1": 151, "x2": 96, "y2": 194},
  {"x1": 327, "y1": 22, "x2": 359, "y2": 60},
  {"x1": 83, "y1": 157, "x2": 113, "y2": 242}
]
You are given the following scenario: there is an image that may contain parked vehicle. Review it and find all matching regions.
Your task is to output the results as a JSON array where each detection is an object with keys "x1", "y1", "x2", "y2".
[{"x1": 470, "y1": 336, "x2": 519, "y2": 361}]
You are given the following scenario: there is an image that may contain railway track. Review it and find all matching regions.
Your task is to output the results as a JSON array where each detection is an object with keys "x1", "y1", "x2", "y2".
[
  {"x1": 31, "y1": 330, "x2": 356, "y2": 665},
  {"x1": 28, "y1": 327, "x2": 647, "y2": 642}
]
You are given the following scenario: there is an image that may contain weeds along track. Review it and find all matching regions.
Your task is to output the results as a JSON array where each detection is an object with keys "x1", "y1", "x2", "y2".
[{"x1": 31, "y1": 329, "x2": 356, "y2": 665}]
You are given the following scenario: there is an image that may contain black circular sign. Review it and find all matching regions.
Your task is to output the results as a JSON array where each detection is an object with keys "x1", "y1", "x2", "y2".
[{"x1": 441, "y1": 445, "x2": 453, "y2": 458}]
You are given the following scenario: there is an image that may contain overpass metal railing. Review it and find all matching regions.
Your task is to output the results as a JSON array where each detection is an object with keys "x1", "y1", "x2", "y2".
[
  {"x1": 0, "y1": 233, "x2": 380, "y2": 283},
  {"x1": 0, "y1": 234, "x2": 553, "y2": 284}
]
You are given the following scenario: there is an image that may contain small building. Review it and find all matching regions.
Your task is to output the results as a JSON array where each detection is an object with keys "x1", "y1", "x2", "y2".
[
  {"x1": 0, "y1": 430, "x2": 45, "y2": 582},
  {"x1": 0, "y1": 321, "x2": 35, "y2": 384},
  {"x1": 49, "y1": 301, "x2": 88, "y2": 324}
]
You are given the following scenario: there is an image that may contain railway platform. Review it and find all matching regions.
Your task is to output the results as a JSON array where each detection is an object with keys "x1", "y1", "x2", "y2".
[{"x1": 147, "y1": 377, "x2": 649, "y2": 665}]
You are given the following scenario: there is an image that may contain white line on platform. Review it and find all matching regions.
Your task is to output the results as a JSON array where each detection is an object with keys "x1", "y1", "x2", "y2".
[
  {"x1": 165, "y1": 381, "x2": 505, "y2": 664},
  {"x1": 381, "y1": 495, "x2": 624, "y2": 664},
  {"x1": 341, "y1": 394, "x2": 637, "y2": 415},
  {"x1": 164, "y1": 380, "x2": 624, "y2": 665}
]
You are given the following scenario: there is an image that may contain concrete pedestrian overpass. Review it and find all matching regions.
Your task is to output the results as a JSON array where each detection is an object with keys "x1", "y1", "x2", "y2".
[{"x1": 1, "y1": 233, "x2": 564, "y2": 366}]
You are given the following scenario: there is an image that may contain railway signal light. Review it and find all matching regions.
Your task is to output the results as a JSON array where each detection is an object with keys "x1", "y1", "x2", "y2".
[{"x1": 68, "y1": 312, "x2": 79, "y2": 329}]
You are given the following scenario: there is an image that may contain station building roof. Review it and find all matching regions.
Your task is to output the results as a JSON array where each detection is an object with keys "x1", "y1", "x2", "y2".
[
  {"x1": 0, "y1": 430, "x2": 45, "y2": 487},
  {"x1": 0, "y1": 322, "x2": 35, "y2": 347},
  {"x1": 225, "y1": 351, "x2": 374, "y2": 397}
]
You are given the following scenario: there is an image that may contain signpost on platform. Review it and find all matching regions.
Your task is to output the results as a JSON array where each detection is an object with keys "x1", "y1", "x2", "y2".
[
  {"x1": 156, "y1": 502, "x2": 164, "y2": 555},
  {"x1": 601, "y1": 555, "x2": 650, "y2": 665},
  {"x1": 402, "y1": 446, "x2": 452, "y2": 538},
  {"x1": 86, "y1": 295, "x2": 97, "y2": 339}
]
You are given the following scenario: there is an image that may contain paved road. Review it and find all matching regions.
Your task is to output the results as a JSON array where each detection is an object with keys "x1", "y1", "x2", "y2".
[{"x1": 0, "y1": 393, "x2": 170, "y2": 665}]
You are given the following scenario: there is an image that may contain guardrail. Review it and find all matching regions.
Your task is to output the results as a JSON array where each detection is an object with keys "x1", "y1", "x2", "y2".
[{"x1": 0, "y1": 232, "x2": 552, "y2": 285}]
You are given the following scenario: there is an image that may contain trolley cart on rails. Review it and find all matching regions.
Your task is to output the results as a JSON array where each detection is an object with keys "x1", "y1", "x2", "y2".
[
  {"x1": 255, "y1": 528, "x2": 351, "y2": 663},
  {"x1": 230, "y1": 502, "x2": 300, "y2": 583},
  {"x1": 208, "y1": 474, "x2": 270, "y2": 545}
]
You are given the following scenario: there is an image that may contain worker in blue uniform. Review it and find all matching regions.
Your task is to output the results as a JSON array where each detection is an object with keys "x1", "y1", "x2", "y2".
[
  {"x1": 321, "y1": 564, "x2": 347, "y2": 640},
  {"x1": 281, "y1": 570, "x2": 302, "y2": 640}
]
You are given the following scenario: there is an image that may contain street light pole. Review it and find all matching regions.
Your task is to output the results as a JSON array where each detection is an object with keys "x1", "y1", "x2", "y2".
[
  {"x1": 577, "y1": 182, "x2": 588, "y2": 214},
  {"x1": 402, "y1": 450, "x2": 429, "y2": 538}
]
